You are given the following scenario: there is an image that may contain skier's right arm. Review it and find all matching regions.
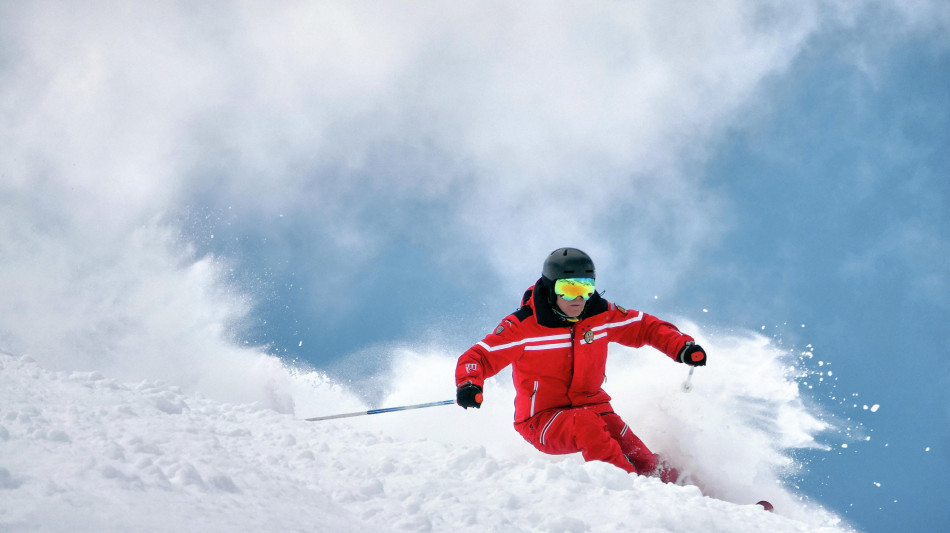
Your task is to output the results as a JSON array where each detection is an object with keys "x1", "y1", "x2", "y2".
[{"x1": 455, "y1": 316, "x2": 525, "y2": 407}]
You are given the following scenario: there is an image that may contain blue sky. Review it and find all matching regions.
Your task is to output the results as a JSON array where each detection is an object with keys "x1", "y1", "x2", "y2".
[{"x1": 1, "y1": 2, "x2": 948, "y2": 532}]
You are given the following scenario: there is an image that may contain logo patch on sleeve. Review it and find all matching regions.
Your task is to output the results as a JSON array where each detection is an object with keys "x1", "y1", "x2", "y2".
[
  {"x1": 615, "y1": 304, "x2": 627, "y2": 314},
  {"x1": 465, "y1": 363, "x2": 479, "y2": 374},
  {"x1": 494, "y1": 325, "x2": 505, "y2": 335}
]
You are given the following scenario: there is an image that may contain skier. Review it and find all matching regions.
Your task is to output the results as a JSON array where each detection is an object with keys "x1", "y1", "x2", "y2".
[{"x1": 455, "y1": 247, "x2": 707, "y2": 481}]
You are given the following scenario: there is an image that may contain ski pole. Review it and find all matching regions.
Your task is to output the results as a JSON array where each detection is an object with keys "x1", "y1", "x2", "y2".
[
  {"x1": 681, "y1": 367, "x2": 695, "y2": 392},
  {"x1": 304, "y1": 399, "x2": 455, "y2": 422}
]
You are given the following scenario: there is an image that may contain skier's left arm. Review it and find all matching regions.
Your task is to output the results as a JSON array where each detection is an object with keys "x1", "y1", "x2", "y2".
[{"x1": 610, "y1": 307, "x2": 707, "y2": 366}]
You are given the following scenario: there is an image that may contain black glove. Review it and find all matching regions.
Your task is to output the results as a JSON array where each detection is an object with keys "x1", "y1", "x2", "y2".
[
  {"x1": 457, "y1": 382, "x2": 483, "y2": 409},
  {"x1": 678, "y1": 342, "x2": 707, "y2": 367}
]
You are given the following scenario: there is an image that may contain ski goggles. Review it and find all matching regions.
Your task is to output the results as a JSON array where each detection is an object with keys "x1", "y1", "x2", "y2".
[{"x1": 553, "y1": 278, "x2": 596, "y2": 301}]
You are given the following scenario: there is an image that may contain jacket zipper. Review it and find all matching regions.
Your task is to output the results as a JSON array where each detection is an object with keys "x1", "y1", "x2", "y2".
[
  {"x1": 568, "y1": 325, "x2": 575, "y2": 357},
  {"x1": 531, "y1": 325, "x2": 573, "y2": 419},
  {"x1": 529, "y1": 380, "x2": 539, "y2": 417}
]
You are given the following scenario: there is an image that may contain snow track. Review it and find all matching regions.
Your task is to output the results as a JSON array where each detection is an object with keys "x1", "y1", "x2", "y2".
[{"x1": 0, "y1": 352, "x2": 850, "y2": 532}]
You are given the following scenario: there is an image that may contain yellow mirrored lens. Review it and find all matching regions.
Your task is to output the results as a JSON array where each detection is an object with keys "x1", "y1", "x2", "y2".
[{"x1": 554, "y1": 278, "x2": 595, "y2": 301}]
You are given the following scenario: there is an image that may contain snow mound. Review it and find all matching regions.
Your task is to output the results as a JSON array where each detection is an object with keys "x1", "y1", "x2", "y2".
[{"x1": 0, "y1": 350, "x2": 851, "y2": 532}]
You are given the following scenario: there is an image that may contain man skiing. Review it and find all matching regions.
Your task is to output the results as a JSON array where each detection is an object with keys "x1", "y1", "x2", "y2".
[{"x1": 455, "y1": 247, "x2": 707, "y2": 480}]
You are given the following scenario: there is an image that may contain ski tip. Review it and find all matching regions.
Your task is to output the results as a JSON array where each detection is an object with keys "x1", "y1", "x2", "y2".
[{"x1": 756, "y1": 501, "x2": 774, "y2": 512}]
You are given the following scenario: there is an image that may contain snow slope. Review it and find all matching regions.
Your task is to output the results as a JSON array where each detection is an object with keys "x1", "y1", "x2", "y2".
[{"x1": 0, "y1": 329, "x2": 852, "y2": 533}]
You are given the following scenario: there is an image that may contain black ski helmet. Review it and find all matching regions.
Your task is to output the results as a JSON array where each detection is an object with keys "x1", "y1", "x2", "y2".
[{"x1": 541, "y1": 248, "x2": 595, "y2": 285}]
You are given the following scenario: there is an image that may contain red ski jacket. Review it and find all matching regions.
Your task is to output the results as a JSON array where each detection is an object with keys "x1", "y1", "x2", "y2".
[{"x1": 456, "y1": 280, "x2": 694, "y2": 424}]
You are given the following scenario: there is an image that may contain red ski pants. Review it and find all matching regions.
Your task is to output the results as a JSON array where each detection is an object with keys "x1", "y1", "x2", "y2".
[{"x1": 514, "y1": 404, "x2": 659, "y2": 476}]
